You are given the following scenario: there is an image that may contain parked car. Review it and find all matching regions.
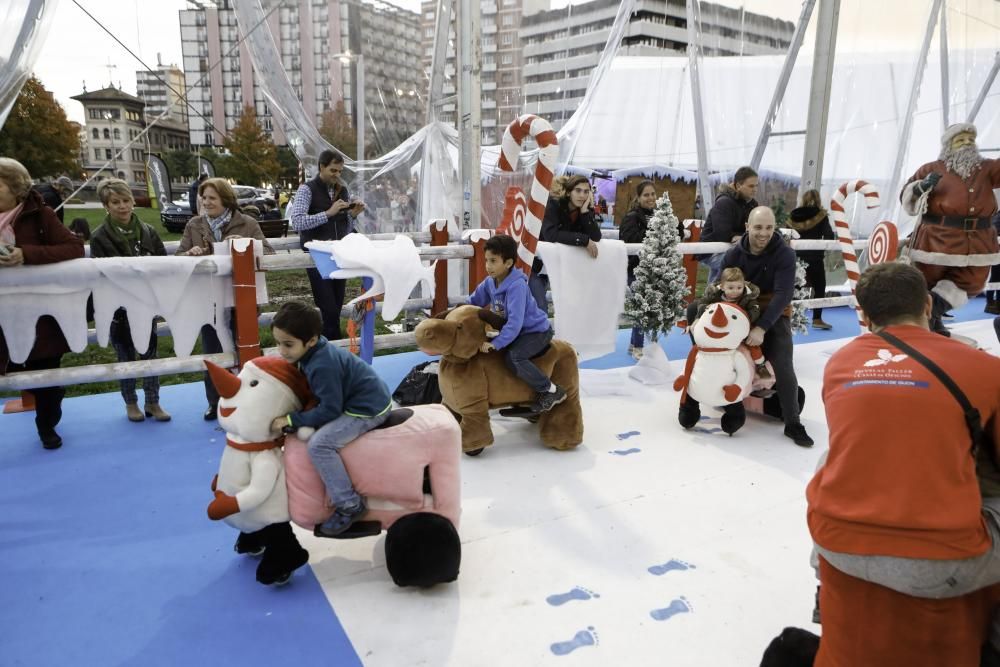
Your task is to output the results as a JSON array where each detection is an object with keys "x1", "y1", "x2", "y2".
[
  {"x1": 161, "y1": 202, "x2": 193, "y2": 233},
  {"x1": 233, "y1": 185, "x2": 275, "y2": 210}
]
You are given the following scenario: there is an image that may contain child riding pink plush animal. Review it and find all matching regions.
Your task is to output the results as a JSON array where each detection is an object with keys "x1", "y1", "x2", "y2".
[{"x1": 205, "y1": 357, "x2": 463, "y2": 588}]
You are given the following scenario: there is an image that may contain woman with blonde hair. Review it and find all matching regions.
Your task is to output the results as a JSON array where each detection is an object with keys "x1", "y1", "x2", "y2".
[
  {"x1": 90, "y1": 178, "x2": 171, "y2": 422},
  {"x1": 528, "y1": 174, "x2": 602, "y2": 311},
  {"x1": 177, "y1": 177, "x2": 274, "y2": 419},
  {"x1": 0, "y1": 157, "x2": 84, "y2": 449}
]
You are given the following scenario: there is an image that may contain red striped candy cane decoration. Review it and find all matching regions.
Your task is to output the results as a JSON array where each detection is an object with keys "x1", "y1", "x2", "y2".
[
  {"x1": 497, "y1": 114, "x2": 559, "y2": 276},
  {"x1": 497, "y1": 186, "x2": 527, "y2": 238},
  {"x1": 830, "y1": 180, "x2": 880, "y2": 331}
]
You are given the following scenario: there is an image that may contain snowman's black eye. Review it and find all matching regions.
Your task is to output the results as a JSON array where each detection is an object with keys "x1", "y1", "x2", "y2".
[
  {"x1": 731, "y1": 315, "x2": 737, "y2": 320},
  {"x1": 250, "y1": 380, "x2": 259, "y2": 387}
]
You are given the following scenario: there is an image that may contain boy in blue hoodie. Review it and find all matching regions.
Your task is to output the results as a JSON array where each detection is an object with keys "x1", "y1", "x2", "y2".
[
  {"x1": 268, "y1": 301, "x2": 393, "y2": 537},
  {"x1": 470, "y1": 234, "x2": 566, "y2": 412}
]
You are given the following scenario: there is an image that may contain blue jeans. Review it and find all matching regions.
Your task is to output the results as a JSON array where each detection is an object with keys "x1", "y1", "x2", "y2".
[
  {"x1": 504, "y1": 328, "x2": 555, "y2": 393},
  {"x1": 699, "y1": 252, "x2": 726, "y2": 284},
  {"x1": 528, "y1": 272, "x2": 549, "y2": 313},
  {"x1": 307, "y1": 408, "x2": 391, "y2": 508}
]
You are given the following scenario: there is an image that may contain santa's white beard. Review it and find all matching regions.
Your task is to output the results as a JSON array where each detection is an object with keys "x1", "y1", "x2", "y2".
[{"x1": 939, "y1": 144, "x2": 983, "y2": 180}]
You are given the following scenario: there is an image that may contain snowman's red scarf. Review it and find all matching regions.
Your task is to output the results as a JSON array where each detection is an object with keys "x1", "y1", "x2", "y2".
[{"x1": 226, "y1": 436, "x2": 284, "y2": 452}]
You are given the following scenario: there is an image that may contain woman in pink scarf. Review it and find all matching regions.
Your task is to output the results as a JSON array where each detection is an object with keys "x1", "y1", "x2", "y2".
[{"x1": 0, "y1": 158, "x2": 84, "y2": 449}]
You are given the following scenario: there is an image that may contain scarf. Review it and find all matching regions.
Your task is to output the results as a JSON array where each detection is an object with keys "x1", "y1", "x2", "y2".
[
  {"x1": 207, "y1": 209, "x2": 233, "y2": 242},
  {"x1": 103, "y1": 212, "x2": 143, "y2": 256},
  {"x1": 0, "y1": 202, "x2": 24, "y2": 246}
]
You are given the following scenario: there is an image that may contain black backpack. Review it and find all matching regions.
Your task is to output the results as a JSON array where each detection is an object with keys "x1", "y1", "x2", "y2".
[{"x1": 392, "y1": 361, "x2": 442, "y2": 406}]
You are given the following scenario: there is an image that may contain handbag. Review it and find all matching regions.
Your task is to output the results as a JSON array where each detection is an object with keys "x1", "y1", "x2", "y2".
[{"x1": 875, "y1": 330, "x2": 1000, "y2": 495}]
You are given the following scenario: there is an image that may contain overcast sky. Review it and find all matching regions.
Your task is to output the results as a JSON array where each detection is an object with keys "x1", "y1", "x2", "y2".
[{"x1": 32, "y1": 0, "x2": 1000, "y2": 124}]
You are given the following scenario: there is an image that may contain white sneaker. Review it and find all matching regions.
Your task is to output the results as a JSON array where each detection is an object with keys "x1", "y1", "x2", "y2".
[{"x1": 628, "y1": 344, "x2": 644, "y2": 360}]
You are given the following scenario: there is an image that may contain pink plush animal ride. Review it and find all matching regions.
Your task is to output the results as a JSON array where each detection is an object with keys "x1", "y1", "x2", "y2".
[
  {"x1": 204, "y1": 358, "x2": 311, "y2": 586},
  {"x1": 284, "y1": 403, "x2": 463, "y2": 588},
  {"x1": 673, "y1": 301, "x2": 776, "y2": 435}
]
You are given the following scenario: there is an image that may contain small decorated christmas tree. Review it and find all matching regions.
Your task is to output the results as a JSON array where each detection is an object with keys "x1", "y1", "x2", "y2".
[
  {"x1": 624, "y1": 192, "x2": 689, "y2": 342},
  {"x1": 790, "y1": 257, "x2": 810, "y2": 335}
]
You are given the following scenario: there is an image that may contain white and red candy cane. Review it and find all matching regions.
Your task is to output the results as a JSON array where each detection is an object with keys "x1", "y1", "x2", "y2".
[
  {"x1": 830, "y1": 180, "x2": 880, "y2": 331},
  {"x1": 497, "y1": 114, "x2": 559, "y2": 276}
]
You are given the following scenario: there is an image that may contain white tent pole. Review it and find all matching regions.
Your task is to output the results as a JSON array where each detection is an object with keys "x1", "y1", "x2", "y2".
[
  {"x1": 686, "y1": 0, "x2": 714, "y2": 216},
  {"x1": 456, "y1": 0, "x2": 481, "y2": 230},
  {"x1": 884, "y1": 0, "x2": 942, "y2": 217},
  {"x1": 939, "y1": 0, "x2": 949, "y2": 129},
  {"x1": 966, "y1": 51, "x2": 1000, "y2": 123},
  {"x1": 800, "y1": 0, "x2": 841, "y2": 193},
  {"x1": 750, "y1": 0, "x2": 818, "y2": 171}
]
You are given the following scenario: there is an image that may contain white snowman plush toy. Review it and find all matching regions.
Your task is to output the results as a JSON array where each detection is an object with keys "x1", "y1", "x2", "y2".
[
  {"x1": 673, "y1": 302, "x2": 772, "y2": 435},
  {"x1": 204, "y1": 356, "x2": 313, "y2": 586}
]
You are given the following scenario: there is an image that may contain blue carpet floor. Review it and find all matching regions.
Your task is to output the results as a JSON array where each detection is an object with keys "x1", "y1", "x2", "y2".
[{"x1": 1, "y1": 296, "x2": 995, "y2": 667}]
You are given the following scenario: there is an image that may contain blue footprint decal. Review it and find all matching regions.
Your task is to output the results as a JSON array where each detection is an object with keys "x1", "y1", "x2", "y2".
[
  {"x1": 546, "y1": 586, "x2": 600, "y2": 606},
  {"x1": 650, "y1": 596, "x2": 693, "y2": 621},
  {"x1": 550, "y1": 627, "x2": 599, "y2": 656},
  {"x1": 609, "y1": 447, "x2": 641, "y2": 456},
  {"x1": 616, "y1": 430, "x2": 641, "y2": 440},
  {"x1": 648, "y1": 559, "x2": 697, "y2": 576}
]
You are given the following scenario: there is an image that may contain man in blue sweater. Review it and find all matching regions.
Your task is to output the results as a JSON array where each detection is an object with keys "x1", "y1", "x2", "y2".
[
  {"x1": 470, "y1": 234, "x2": 565, "y2": 413},
  {"x1": 268, "y1": 301, "x2": 393, "y2": 537},
  {"x1": 722, "y1": 207, "x2": 813, "y2": 447}
]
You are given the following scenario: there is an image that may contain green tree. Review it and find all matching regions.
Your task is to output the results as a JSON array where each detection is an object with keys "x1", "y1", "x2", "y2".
[
  {"x1": 222, "y1": 105, "x2": 280, "y2": 186},
  {"x1": 275, "y1": 146, "x2": 300, "y2": 189},
  {"x1": 162, "y1": 149, "x2": 196, "y2": 181},
  {"x1": 0, "y1": 76, "x2": 80, "y2": 178},
  {"x1": 319, "y1": 101, "x2": 356, "y2": 159}
]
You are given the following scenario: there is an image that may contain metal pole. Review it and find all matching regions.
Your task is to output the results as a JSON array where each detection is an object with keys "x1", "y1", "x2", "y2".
[
  {"x1": 966, "y1": 51, "x2": 1000, "y2": 123},
  {"x1": 426, "y1": 0, "x2": 454, "y2": 121},
  {"x1": 750, "y1": 0, "x2": 818, "y2": 171},
  {"x1": 456, "y1": 0, "x2": 482, "y2": 230},
  {"x1": 356, "y1": 54, "x2": 366, "y2": 207},
  {"x1": 884, "y1": 0, "x2": 942, "y2": 214},
  {"x1": 800, "y1": 0, "x2": 840, "y2": 193},
  {"x1": 940, "y1": 0, "x2": 949, "y2": 129},
  {"x1": 686, "y1": 0, "x2": 715, "y2": 216}
]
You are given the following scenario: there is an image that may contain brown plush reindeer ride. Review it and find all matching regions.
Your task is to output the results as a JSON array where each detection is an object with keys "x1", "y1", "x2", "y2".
[{"x1": 414, "y1": 305, "x2": 583, "y2": 456}]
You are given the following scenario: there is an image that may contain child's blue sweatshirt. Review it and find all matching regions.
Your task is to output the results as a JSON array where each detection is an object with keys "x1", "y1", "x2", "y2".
[
  {"x1": 469, "y1": 267, "x2": 551, "y2": 350},
  {"x1": 289, "y1": 336, "x2": 392, "y2": 429}
]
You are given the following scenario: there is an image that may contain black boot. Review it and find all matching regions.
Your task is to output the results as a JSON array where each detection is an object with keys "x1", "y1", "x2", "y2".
[
  {"x1": 720, "y1": 403, "x2": 746, "y2": 435},
  {"x1": 678, "y1": 396, "x2": 701, "y2": 429},
  {"x1": 929, "y1": 291, "x2": 953, "y2": 337}
]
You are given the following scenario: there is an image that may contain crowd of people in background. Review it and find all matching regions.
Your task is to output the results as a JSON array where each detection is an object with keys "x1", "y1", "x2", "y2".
[{"x1": 2, "y1": 143, "x2": 999, "y2": 456}]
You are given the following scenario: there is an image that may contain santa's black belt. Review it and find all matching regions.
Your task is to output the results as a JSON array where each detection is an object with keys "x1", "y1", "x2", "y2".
[{"x1": 922, "y1": 214, "x2": 993, "y2": 231}]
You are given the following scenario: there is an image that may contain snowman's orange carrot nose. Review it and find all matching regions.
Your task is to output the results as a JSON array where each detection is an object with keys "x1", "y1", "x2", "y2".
[
  {"x1": 204, "y1": 361, "x2": 241, "y2": 398},
  {"x1": 711, "y1": 305, "x2": 728, "y2": 328}
]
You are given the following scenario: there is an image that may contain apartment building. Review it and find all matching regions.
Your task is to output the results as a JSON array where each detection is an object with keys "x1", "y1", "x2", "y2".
[
  {"x1": 521, "y1": 0, "x2": 796, "y2": 129},
  {"x1": 136, "y1": 57, "x2": 189, "y2": 126},
  {"x1": 179, "y1": 0, "x2": 423, "y2": 155}
]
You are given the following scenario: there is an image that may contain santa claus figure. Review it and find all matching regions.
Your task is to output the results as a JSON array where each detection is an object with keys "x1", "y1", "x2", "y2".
[{"x1": 900, "y1": 122, "x2": 1000, "y2": 335}]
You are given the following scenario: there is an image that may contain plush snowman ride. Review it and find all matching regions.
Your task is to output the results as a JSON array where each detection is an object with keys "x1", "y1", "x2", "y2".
[
  {"x1": 204, "y1": 357, "x2": 311, "y2": 586},
  {"x1": 673, "y1": 302, "x2": 775, "y2": 435}
]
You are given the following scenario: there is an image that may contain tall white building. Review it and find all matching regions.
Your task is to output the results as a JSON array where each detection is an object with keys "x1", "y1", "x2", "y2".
[
  {"x1": 179, "y1": 0, "x2": 423, "y2": 155},
  {"x1": 136, "y1": 56, "x2": 189, "y2": 126},
  {"x1": 521, "y1": 0, "x2": 795, "y2": 128},
  {"x1": 420, "y1": 0, "x2": 536, "y2": 145}
]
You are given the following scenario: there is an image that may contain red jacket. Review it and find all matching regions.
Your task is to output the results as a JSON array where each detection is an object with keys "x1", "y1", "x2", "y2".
[
  {"x1": 0, "y1": 190, "x2": 85, "y2": 369},
  {"x1": 807, "y1": 325, "x2": 1000, "y2": 560}
]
